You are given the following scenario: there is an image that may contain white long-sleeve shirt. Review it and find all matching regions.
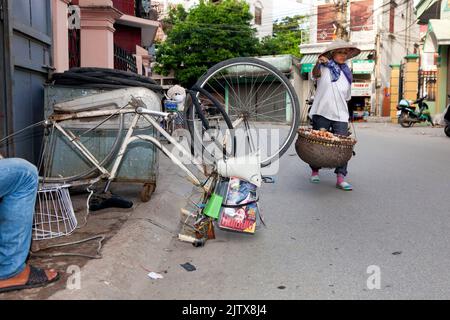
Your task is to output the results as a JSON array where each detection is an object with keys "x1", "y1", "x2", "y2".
[{"x1": 309, "y1": 65, "x2": 351, "y2": 123}]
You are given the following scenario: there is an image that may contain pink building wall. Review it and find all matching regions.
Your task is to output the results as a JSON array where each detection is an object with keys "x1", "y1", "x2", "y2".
[
  {"x1": 79, "y1": 0, "x2": 122, "y2": 68},
  {"x1": 52, "y1": 0, "x2": 71, "y2": 72}
]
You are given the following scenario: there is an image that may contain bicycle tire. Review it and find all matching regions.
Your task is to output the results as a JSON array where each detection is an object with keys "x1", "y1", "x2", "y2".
[
  {"x1": 57, "y1": 67, "x2": 160, "y2": 85},
  {"x1": 0, "y1": 116, "x2": 125, "y2": 184},
  {"x1": 184, "y1": 87, "x2": 236, "y2": 164},
  {"x1": 191, "y1": 57, "x2": 300, "y2": 167},
  {"x1": 39, "y1": 113, "x2": 125, "y2": 184}
]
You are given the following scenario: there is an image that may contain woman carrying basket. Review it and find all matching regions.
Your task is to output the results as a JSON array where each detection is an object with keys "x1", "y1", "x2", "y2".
[{"x1": 309, "y1": 40, "x2": 360, "y2": 191}]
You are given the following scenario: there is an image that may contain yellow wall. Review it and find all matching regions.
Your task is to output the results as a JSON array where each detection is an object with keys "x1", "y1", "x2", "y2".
[
  {"x1": 436, "y1": 46, "x2": 449, "y2": 113},
  {"x1": 390, "y1": 66, "x2": 401, "y2": 123},
  {"x1": 403, "y1": 58, "x2": 419, "y2": 102}
]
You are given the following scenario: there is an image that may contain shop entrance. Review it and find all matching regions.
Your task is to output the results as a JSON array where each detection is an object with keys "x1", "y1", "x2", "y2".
[{"x1": 348, "y1": 96, "x2": 370, "y2": 122}]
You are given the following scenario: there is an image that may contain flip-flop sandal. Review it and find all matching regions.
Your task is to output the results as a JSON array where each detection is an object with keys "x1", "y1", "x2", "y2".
[
  {"x1": 336, "y1": 181, "x2": 353, "y2": 191},
  {"x1": 0, "y1": 265, "x2": 60, "y2": 294},
  {"x1": 310, "y1": 175, "x2": 320, "y2": 183}
]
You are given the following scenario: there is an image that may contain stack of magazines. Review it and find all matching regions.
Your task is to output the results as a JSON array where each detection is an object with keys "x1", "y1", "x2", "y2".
[{"x1": 219, "y1": 177, "x2": 259, "y2": 234}]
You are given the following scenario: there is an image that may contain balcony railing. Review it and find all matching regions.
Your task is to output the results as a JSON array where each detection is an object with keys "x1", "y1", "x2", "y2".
[{"x1": 114, "y1": 44, "x2": 138, "y2": 74}]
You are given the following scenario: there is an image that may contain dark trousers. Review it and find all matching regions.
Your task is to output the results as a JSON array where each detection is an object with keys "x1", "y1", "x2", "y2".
[{"x1": 310, "y1": 115, "x2": 349, "y2": 176}]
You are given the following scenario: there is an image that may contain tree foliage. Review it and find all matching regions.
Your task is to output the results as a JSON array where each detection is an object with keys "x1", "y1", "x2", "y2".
[
  {"x1": 259, "y1": 15, "x2": 308, "y2": 58},
  {"x1": 154, "y1": 0, "x2": 260, "y2": 87}
]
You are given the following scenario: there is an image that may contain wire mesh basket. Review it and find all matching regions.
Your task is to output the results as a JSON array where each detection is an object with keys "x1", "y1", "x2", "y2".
[{"x1": 33, "y1": 184, "x2": 77, "y2": 240}]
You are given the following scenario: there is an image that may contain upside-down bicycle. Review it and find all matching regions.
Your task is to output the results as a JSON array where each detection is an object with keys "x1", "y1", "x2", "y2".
[{"x1": 0, "y1": 57, "x2": 300, "y2": 243}]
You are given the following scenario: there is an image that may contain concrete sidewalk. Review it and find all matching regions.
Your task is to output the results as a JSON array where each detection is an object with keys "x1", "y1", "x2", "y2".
[{"x1": 46, "y1": 155, "x2": 199, "y2": 299}]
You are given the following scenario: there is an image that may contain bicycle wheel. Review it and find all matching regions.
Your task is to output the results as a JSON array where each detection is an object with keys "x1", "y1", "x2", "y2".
[
  {"x1": 192, "y1": 57, "x2": 300, "y2": 167},
  {"x1": 0, "y1": 113, "x2": 126, "y2": 184},
  {"x1": 184, "y1": 87, "x2": 236, "y2": 165},
  {"x1": 40, "y1": 112, "x2": 128, "y2": 184}
]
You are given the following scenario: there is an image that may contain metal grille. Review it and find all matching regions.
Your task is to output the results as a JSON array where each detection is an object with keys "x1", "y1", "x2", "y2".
[
  {"x1": 419, "y1": 70, "x2": 437, "y2": 101},
  {"x1": 114, "y1": 44, "x2": 138, "y2": 73},
  {"x1": 68, "y1": 28, "x2": 80, "y2": 69}
]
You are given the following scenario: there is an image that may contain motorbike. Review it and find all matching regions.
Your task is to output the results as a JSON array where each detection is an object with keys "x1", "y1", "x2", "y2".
[
  {"x1": 444, "y1": 95, "x2": 450, "y2": 137},
  {"x1": 397, "y1": 95, "x2": 433, "y2": 128}
]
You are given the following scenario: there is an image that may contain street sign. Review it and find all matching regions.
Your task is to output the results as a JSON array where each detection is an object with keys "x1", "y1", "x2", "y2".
[
  {"x1": 301, "y1": 63, "x2": 314, "y2": 73},
  {"x1": 352, "y1": 82, "x2": 372, "y2": 96},
  {"x1": 352, "y1": 59, "x2": 375, "y2": 74}
]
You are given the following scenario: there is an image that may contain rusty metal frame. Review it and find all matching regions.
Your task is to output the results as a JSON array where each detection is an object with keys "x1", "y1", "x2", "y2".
[{"x1": 48, "y1": 106, "x2": 207, "y2": 190}]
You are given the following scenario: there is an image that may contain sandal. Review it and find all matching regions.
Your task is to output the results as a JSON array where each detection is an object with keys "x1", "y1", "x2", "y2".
[
  {"x1": 0, "y1": 265, "x2": 60, "y2": 293},
  {"x1": 336, "y1": 181, "x2": 353, "y2": 191}
]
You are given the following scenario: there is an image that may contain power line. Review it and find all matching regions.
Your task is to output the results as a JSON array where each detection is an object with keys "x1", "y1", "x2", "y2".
[{"x1": 162, "y1": 0, "x2": 421, "y2": 42}]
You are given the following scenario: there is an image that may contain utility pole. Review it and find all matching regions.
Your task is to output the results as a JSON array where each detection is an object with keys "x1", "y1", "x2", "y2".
[
  {"x1": 375, "y1": 32, "x2": 381, "y2": 116},
  {"x1": 335, "y1": 0, "x2": 349, "y2": 41}
]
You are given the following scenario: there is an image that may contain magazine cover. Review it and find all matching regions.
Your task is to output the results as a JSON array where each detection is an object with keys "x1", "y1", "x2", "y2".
[{"x1": 219, "y1": 177, "x2": 259, "y2": 234}]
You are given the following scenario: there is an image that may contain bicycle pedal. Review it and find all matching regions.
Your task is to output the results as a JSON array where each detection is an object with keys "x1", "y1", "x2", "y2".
[{"x1": 262, "y1": 176, "x2": 276, "y2": 184}]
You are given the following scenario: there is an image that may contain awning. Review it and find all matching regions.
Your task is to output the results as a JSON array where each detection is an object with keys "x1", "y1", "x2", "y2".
[
  {"x1": 353, "y1": 51, "x2": 373, "y2": 60},
  {"x1": 299, "y1": 51, "x2": 374, "y2": 73},
  {"x1": 300, "y1": 54, "x2": 319, "y2": 73},
  {"x1": 415, "y1": 0, "x2": 440, "y2": 24},
  {"x1": 257, "y1": 55, "x2": 293, "y2": 73},
  {"x1": 300, "y1": 54, "x2": 319, "y2": 64},
  {"x1": 424, "y1": 19, "x2": 450, "y2": 53}
]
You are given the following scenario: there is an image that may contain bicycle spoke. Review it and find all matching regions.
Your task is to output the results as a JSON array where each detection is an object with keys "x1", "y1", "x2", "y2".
[
  {"x1": 240, "y1": 69, "x2": 273, "y2": 112},
  {"x1": 195, "y1": 58, "x2": 300, "y2": 167}
]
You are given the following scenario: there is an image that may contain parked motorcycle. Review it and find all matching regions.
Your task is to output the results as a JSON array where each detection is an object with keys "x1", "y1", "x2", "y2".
[
  {"x1": 444, "y1": 95, "x2": 450, "y2": 137},
  {"x1": 397, "y1": 95, "x2": 433, "y2": 128}
]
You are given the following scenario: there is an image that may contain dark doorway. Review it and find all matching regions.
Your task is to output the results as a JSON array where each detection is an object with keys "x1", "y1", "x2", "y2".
[
  {"x1": 3, "y1": 0, "x2": 52, "y2": 163},
  {"x1": 0, "y1": 0, "x2": 8, "y2": 156}
]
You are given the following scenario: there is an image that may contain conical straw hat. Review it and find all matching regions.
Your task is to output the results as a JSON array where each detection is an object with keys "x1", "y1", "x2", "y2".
[{"x1": 320, "y1": 39, "x2": 361, "y2": 60}]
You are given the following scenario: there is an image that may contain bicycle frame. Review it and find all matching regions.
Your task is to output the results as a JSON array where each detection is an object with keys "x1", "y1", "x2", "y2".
[{"x1": 49, "y1": 107, "x2": 208, "y2": 190}]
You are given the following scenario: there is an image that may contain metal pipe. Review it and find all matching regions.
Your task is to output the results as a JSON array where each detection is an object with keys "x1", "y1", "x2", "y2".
[
  {"x1": 129, "y1": 135, "x2": 204, "y2": 189},
  {"x1": 53, "y1": 122, "x2": 109, "y2": 175},
  {"x1": 141, "y1": 113, "x2": 206, "y2": 174}
]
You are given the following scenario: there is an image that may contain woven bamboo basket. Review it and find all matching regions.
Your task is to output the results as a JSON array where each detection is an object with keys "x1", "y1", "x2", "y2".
[{"x1": 295, "y1": 128, "x2": 357, "y2": 168}]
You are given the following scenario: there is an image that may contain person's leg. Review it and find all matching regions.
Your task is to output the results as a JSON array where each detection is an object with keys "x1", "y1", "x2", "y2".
[
  {"x1": 0, "y1": 158, "x2": 38, "y2": 280},
  {"x1": 330, "y1": 121, "x2": 352, "y2": 190},
  {"x1": 309, "y1": 115, "x2": 332, "y2": 183},
  {"x1": 0, "y1": 158, "x2": 59, "y2": 293}
]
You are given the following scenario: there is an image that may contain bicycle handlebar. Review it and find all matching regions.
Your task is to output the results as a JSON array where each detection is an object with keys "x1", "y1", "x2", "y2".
[{"x1": 135, "y1": 107, "x2": 170, "y2": 118}]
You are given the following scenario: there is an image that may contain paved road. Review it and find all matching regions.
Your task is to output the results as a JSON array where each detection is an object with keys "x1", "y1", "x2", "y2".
[{"x1": 51, "y1": 123, "x2": 450, "y2": 299}]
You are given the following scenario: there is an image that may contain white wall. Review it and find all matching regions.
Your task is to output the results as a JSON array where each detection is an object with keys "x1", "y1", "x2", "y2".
[
  {"x1": 362, "y1": 0, "x2": 418, "y2": 115},
  {"x1": 249, "y1": 0, "x2": 273, "y2": 38},
  {"x1": 159, "y1": 0, "x2": 273, "y2": 39},
  {"x1": 379, "y1": 0, "x2": 419, "y2": 91},
  {"x1": 441, "y1": 0, "x2": 450, "y2": 19}
]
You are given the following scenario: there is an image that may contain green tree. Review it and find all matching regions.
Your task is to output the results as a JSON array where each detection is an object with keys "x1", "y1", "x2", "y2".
[
  {"x1": 258, "y1": 15, "x2": 308, "y2": 58},
  {"x1": 154, "y1": 0, "x2": 260, "y2": 87},
  {"x1": 160, "y1": 4, "x2": 188, "y2": 33}
]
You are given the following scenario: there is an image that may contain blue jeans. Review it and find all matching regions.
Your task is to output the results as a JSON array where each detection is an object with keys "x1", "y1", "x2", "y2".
[
  {"x1": 310, "y1": 115, "x2": 349, "y2": 176},
  {"x1": 0, "y1": 158, "x2": 38, "y2": 280}
]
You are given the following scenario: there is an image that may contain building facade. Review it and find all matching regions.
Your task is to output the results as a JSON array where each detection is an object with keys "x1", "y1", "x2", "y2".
[
  {"x1": 67, "y1": 0, "x2": 160, "y2": 75},
  {"x1": 298, "y1": 0, "x2": 418, "y2": 119},
  {"x1": 0, "y1": 0, "x2": 160, "y2": 159},
  {"x1": 420, "y1": 0, "x2": 450, "y2": 114},
  {"x1": 156, "y1": 0, "x2": 273, "y2": 39}
]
